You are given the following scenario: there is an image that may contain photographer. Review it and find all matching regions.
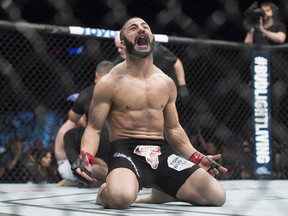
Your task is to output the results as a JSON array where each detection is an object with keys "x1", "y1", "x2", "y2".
[{"x1": 244, "y1": 2, "x2": 286, "y2": 45}]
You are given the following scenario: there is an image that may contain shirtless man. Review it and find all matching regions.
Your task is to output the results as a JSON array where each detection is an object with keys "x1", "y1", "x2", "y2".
[
  {"x1": 72, "y1": 17, "x2": 227, "y2": 209},
  {"x1": 114, "y1": 32, "x2": 190, "y2": 105}
]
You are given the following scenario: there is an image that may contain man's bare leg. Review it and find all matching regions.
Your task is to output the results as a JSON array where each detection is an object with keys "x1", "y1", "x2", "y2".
[
  {"x1": 136, "y1": 188, "x2": 178, "y2": 204},
  {"x1": 96, "y1": 183, "x2": 106, "y2": 205},
  {"x1": 95, "y1": 168, "x2": 139, "y2": 209}
]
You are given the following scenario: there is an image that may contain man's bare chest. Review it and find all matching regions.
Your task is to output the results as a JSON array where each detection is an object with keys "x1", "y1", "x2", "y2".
[{"x1": 114, "y1": 82, "x2": 168, "y2": 110}]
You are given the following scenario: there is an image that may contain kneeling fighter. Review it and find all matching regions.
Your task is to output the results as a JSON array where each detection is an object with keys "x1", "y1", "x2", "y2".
[{"x1": 72, "y1": 17, "x2": 227, "y2": 209}]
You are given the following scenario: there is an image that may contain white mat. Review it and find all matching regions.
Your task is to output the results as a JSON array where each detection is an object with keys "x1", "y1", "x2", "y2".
[{"x1": 0, "y1": 180, "x2": 287, "y2": 216}]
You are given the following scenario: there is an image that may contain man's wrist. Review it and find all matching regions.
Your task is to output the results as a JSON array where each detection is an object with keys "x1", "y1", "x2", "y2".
[
  {"x1": 189, "y1": 151, "x2": 205, "y2": 164},
  {"x1": 80, "y1": 151, "x2": 95, "y2": 164}
]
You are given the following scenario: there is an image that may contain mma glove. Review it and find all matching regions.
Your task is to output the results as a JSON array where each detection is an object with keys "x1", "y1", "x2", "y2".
[
  {"x1": 189, "y1": 151, "x2": 206, "y2": 165},
  {"x1": 189, "y1": 151, "x2": 222, "y2": 174},
  {"x1": 71, "y1": 150, "x2": 94, "y2": 184},
  {"x1": 177, "y1": 85, "x2": 190, "y2": 105}
]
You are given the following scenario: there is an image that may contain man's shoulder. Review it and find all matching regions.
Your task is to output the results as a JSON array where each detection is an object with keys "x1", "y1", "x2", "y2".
[
  {"x1": 278, "y1": 22, "x2": 287, "y2": 33},
  {"x1": 154, "y1": 67, "x2": 175, "y2": 83},
  {"x1": 108, "y1": 63, "x2": 125, "y2": 77},
  {"x1": 96, "y1": 66, "x2": 123, "y2": 86},
  {"x1": 272, "y1": 22, "x2": 287, "y2": 33}
]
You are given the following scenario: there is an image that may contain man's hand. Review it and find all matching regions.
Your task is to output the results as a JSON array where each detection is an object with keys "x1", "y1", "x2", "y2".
[
  {"x1": 199, "y1": 154, "x2": 228, "y2": 177},
  {"x1": 190, "y1": 152, "x2": 228, "y2": 177},
  {"x1": 71, "y1": 150, "x2": 97, "y2": 184},
  {"x1": 177, "y1": 85, "x2": 190, "y2": 105},
  {"x1": 259, "y1": 17, "x2": 265, "y2": 32}
]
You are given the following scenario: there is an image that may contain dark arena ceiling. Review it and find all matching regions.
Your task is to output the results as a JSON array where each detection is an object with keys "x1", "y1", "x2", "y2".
[{"x1": 0, "y1": 0, "x2": 287, "y2": 42}]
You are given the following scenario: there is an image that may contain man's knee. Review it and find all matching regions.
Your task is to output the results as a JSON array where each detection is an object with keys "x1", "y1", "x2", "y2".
[
  {"x1": 213, "y1": 187, "x2": 226, "y2": 206},
  {"x1": 109, "y1": 194, "x2": 136, "y2": 209},
  {"x1": 176, "y1": 168, "x2": 226, "y2": 206},
  {"x1": 103, "y1": 189, "x2": 137, "y2": 209}
]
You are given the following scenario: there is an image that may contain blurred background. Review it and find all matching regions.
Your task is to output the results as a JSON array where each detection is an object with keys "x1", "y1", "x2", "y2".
[
  {"x1": 0, "y1": 0, "x2": 287, "y2": 42},
  {"x1": 1, "y1": 0, "x2": 288, "y2": 183}
]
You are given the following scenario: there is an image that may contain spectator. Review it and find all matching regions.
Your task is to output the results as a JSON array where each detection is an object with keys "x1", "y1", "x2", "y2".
[
  {"x1": 186, "y1": 128, "x2": 202, "y2": 151},
  {"x1": 31, "y1": 139, "x2": 45, "y2": 159},
  {"x1": 194, "y1": 129, "x2": 221, "y2": 155},
  {"x1": 237, "y1": 140, "x2": 253, "y2": 179},
  {"x1": 25, "y1": 148, "x2": 61, "y2": 183},
  {"x1": 218, "y1": 143, "x2": 239, "y2": 180},
  {"x1": 280, "y1": 144, "x2": 288, "y2": 179},
  {"x1": 244, "y1": 2, "x2": 286, "y2": 45},
  {"x1": 0, "y1": 146, "x2": 8, "y2": 181},
  {"x1": 0, "y1": 137, "x2": 34, "y2": 183},
  {"x1": 272, "y1": 141, "x2": 282, "y2": 179}
]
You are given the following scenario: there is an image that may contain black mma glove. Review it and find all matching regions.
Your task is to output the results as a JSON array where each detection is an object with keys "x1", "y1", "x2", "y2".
[
  {"x1": 178, "y1": 85, "x2": 190, "y2": 105},
  {"x1": 190, "y1": 151, "x2": 222, "y2": 177},
  {"x1": 71, "y1": 150, "x2": 94, "y2": 184}
]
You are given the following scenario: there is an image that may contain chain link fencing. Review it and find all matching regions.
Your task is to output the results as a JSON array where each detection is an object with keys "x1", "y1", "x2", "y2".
[{"x1": 0, "y1": 21, "x2": 288, "y2": 183}]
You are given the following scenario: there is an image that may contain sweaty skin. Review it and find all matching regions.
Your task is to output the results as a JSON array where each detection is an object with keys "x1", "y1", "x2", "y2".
[
  {"x1": 104, "y1": 64, "x2": 172, "y2": 140},
  {"x1": 81, "y1": 21, "x2": 195, "y2": 164},
  {"x1": 76, "y1": 17, "x2": 227, "y2": 209}
]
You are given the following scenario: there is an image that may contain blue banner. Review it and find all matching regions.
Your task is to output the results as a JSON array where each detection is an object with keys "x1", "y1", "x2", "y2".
[{"x1": 252, "y1": 51, "x2": 273, "y2": 179}]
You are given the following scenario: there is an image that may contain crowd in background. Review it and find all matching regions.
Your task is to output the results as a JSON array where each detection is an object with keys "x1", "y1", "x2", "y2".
[
  {"x1": 0, "y1": 137, "x2": 61, "y2": 183},
  {"x1": 1, "y1": 127, "x2": 288, "y2": 184},
  {"x1": 184, "y1": 126, "x2": 288, "y2": 180}
]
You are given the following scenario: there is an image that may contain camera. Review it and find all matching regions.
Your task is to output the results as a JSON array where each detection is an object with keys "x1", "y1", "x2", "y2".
[{"x1": 244, "y1": 7, "x2": 264, "y2": 28}]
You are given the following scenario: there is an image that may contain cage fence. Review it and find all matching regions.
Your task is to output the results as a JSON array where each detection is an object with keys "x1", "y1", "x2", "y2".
[{"x1": 0, "y1": 20, "x2": 288, "y2": 183}]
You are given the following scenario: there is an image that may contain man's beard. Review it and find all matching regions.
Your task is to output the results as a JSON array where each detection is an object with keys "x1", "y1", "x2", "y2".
[
  {"x1": 123, "y1": 36, "x2": 155, "y2": 58},
  {"x1": 264, "y1": 15, "x2": 273, "y2": 23}
]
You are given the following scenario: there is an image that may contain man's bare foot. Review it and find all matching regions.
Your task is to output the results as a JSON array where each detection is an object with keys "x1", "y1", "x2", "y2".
[
  {"x1": 136, "y1": 188, "x2": 177, "y2": 204},
  {"x1": 96, "y1": 183, "x2": 106, "y2": 205}
]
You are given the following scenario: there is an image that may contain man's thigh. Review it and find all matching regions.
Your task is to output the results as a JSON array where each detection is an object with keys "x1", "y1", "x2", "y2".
[
  {"x1": 176, "y1": 168, "x2": 225, "y2": 205},
  {"x1": 106, "y1": 168, "x2": 139, "y2": 196},
  {"x1": 156, "y1": 153, "x2": 199, "y2": 197}
]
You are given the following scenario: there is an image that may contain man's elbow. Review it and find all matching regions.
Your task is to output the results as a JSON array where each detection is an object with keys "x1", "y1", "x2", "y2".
[
  {"x1": 279, "y1": 37, "x2": 286, "y2": 43},
  {"x1": 277, "y1": 33, "x2": 286, "y2": 44}
]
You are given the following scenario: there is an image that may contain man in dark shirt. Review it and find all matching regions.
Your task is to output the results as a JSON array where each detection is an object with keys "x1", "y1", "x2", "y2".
[
  {"x1": 55, "y1": 60, "x2": 114, "y2": 184},
  {"x1": 244, "y1": 2, "x2": 286, "y2": 45}
]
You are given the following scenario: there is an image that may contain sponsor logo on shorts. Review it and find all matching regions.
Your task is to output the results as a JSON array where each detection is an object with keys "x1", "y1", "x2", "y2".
[
  {"x1": 167, "y1": 154, "x2": 194, "y2": 171},
  {"x1": 134, "y1": 145, "x2": 161, "y2": 169}
]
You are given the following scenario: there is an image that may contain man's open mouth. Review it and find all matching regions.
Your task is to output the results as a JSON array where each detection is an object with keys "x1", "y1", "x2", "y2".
[{"x1": 136, "y1": 35, "x2": 149, "y2": 46}]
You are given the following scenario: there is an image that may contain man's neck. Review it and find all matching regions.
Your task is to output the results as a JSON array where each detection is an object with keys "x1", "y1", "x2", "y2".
[{"x1": 125, "y1": 55, "x2": 154, "y2": 78}]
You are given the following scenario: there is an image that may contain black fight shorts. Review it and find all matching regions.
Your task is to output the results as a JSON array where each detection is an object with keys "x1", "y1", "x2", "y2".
[{"x1": 108, "y1": 138, "x2": 200, "y2": 197}]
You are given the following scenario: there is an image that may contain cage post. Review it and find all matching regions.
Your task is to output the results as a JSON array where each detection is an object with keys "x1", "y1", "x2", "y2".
[{"x1": 252, "y1": 50, "x2": 273, "y2": 179}]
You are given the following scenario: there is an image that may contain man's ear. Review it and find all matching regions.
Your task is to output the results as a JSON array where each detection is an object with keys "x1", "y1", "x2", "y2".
[
  {"x1": 120, "y1": 40, "x2": 125, "y2": 47},
  {"x1": 94, "y1": 73, "x2": 99, "y2": 83}
]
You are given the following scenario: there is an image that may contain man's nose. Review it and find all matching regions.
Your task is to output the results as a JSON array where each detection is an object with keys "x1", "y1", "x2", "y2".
[{"x1": 138, "y1": 27, "x2": 146, "y2": 33}]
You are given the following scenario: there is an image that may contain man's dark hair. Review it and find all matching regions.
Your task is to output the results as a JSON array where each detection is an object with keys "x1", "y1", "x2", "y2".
[
  {"x1": 96, "y1": 60, "x2": 114, "y2": 76},
  {"x1": 261, "y1": 2, "x2": 279, "y2": 14},
  {"x1": 119, "y1": 17, "x2": 141, "y2": 40}
]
